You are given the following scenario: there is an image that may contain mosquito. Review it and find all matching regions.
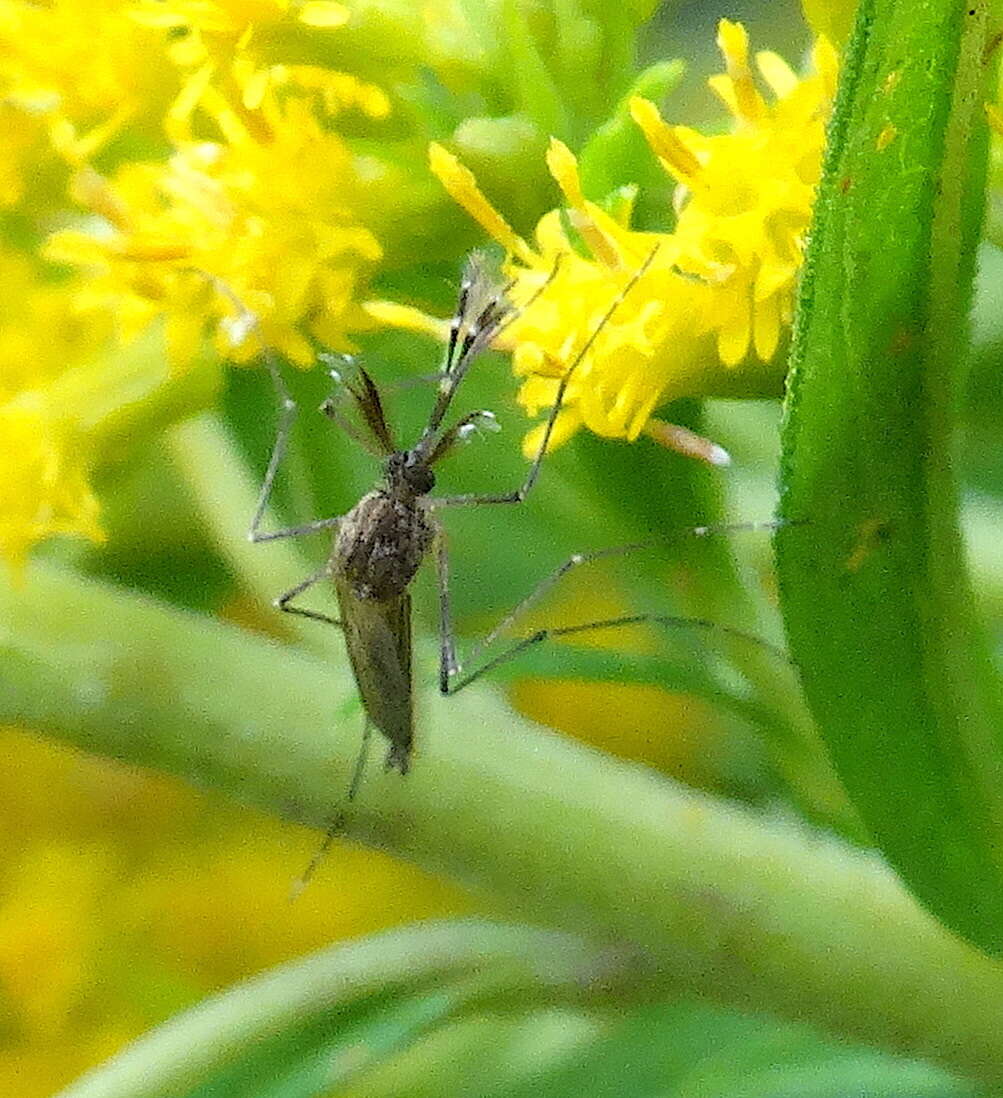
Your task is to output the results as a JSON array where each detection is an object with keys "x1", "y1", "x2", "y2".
[
  {"x1": 242, "y1": 246, "x2": 784, "y2": 882},
  {"x1": 246, "y1": 249, "x2": 645, "y2": 751}
]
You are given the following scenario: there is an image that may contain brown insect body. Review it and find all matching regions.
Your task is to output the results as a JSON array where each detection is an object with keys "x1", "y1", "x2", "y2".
[
  {"x1": 250, "y1": 248, "x2": 664, "y2": 885},
  {"x1": 332, "y1": 451, "x2": 438, "y2": 773}
]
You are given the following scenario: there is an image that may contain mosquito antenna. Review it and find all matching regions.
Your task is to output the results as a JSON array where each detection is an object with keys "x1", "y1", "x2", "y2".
[
  {"x1": 418, "y1": 253, "x2": 564, "y2": 450},
  {"x1": 420, "y1": 255, "x2": 511, "y2": 444},
  {"x1": 289, "y1": 718, "x2": 374, "y2": 900}
]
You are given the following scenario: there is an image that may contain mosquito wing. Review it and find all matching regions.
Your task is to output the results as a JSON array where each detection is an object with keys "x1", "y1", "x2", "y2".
[{"x1": 334, "y1": 575, "x2": 413, "y2": 774}]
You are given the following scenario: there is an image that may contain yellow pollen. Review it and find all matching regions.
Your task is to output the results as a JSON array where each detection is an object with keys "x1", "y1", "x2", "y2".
[{"x1": 876, "y1": 123, "x2": 897, "y2": 151}]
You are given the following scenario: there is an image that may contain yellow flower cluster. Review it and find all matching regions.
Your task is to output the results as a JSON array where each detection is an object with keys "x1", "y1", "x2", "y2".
[
  {"x1": 0, "y1": 7, "x2": 835, "y2": 568},
  {"x1": 0, "y1": 254, "x2": 111, "y2": 572},
  {"x1": 46, "y1": 99, "x2": 382, "y2": 369},
  {"x1": 45, "y1": 1, "x2": 389, "y2": 369},
  {"x1": 0, "y1": 0, "x2": 396, "y2": 570},
  {"x1": 401, "y1": 22, "x2": 837, "y2": 455}
]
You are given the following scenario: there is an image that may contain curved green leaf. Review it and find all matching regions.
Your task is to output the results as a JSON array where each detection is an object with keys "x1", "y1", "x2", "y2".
[
  {"x1": 493, "y1": 1002, "x2": 974, "y2": 1098},
  {"x1": 776, "y1": 0, "x2": 1003, "y2": 952},
  {"x1": 52, "y1": 921, "x2": 618, "y2": 1098}
]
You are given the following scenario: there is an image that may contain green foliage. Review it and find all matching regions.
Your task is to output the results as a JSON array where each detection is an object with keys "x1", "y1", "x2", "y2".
[
  {"x1": 50, "y1": 922, "x2": 977, "y2": 1098},
  {"x1": 776, "y1": 0, "x2": 1003, "y2": 952}
]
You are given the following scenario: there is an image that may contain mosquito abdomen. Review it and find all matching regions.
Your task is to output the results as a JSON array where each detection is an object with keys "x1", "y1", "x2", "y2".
[{"x1": 334, "y1": 578, "x2": 414, "y2": 774}]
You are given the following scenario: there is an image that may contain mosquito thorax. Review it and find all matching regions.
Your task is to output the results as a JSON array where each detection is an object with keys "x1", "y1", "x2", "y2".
[{"x1": 332, "y1": 451, "x2": 435, "y2": 601}]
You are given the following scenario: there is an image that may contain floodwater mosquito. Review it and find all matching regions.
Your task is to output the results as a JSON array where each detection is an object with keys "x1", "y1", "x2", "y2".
[
  {"x1": 240, "y1": 245, "x2": 785, "y2": 880},
  {"x1": 247, "y1": 248, "x2": 656, "y2": 771}
]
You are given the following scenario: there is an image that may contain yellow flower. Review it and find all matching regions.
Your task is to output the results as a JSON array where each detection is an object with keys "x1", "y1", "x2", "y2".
[
  {"x1": 131, "y1": 0, "x2": 388, "y2": 130},
  {"x1": 0, "y1": 402, "x2": 103, "y2": 574},
  {"x1": 0, "y1": 0, "x2": 179, "y2": 213},
  {"x1": 631, "y1": 21, "x2": 838, "y2": 367},
  {"x1": 0, "y1": 0, "x2": 173, "y2": 121},
  {"x1": 399, "y1": 22, "x2": 835, "y2": 457},
  {"x1": 0, "y1": 253, "x2": 114, "y2": 573},
  {"x1": 417, "y1": 141, "x2": 708, "y2": 455},
  {"x1": 0, "y1": 246, "x2": 225, "y2": 576},
  {"x1": 46, "y1": 84, "x2": 382, "y2": 369}
]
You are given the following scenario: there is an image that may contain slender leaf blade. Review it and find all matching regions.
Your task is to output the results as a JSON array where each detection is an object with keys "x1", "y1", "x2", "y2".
[{"x1": 776, "y1": 0, "x2": 1003, "y2": 951}]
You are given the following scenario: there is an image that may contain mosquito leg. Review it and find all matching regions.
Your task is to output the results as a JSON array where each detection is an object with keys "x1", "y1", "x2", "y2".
[
  {"x1": 437, "y1": 519, "x2": 794, "y2": 692},
  {"x1": 430, "y1": 245, "x2": 661, "y2": 513},
  {"x1": 195, "y1": 283, "x2": 338, "y2": 545},
  {"x1": 247, "y1": 382, "x2": 343, "y2": 544},
  {"x1": 347, "y1": 718, "x2": 375, "y2": 801},
  {"x1": 290, "y1": 719, "x2": 374, "y2": 899},
  {"x1": 433, "y1": 526, "x2": 459, "y2": 693},
  {"x1": 445, "y1": 613, "x2": 789, "y2": 696},
  {"x1": 446, "y1": 542, "x2": 648, "y2": 688},
  {"x1": 276, "y1": 563, "x2": 343, "y2": 628}
]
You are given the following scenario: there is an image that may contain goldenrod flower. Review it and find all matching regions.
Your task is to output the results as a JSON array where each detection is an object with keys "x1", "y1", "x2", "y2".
[
  {"x1": 0, "y1": 246, "x2": 225, "y2": 576},
  {"x1": 46, "y1": 87, "x2": 382, "y2": 369},
  {"x1": 401, "y1": 22, "x2": 836, "y2": 456},
  {"x1": 131, "y1": 0, "x2": 388, "y2": 130},
  {"x1": 0, "y1": 0, "x2": 179, "y2": 213},
  {"x1": 403, "y1": 141, "x2": 706, "y2": 456},
  {"x1": 0, "y1": 403, "x2": 103, "y2": 575},
  {"x1": 632, "y1": 22, "x2": 838, "y2": 367},
  {"x1": 0, "y1": 0, "x2": 172, "y2": 121},
  {"x1": 0, "y1": 254, "x2": 112, "y2": 573}
]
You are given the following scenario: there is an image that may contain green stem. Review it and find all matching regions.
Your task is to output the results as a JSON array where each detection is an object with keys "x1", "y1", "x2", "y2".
[{"x1": 6, "y1": 564, "x2": 1003, "y2": 1086}]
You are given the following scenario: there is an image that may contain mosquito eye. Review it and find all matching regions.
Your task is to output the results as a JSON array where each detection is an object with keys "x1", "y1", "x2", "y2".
[{"x1": 407, "y1": 465, "x2": 435, "y2": 494}]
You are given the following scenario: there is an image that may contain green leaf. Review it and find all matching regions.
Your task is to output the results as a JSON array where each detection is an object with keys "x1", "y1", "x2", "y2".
[
  {"x1": 52, "y1": 921, "x2": 616, "y2": 1098},
  {"x1": 776, "y1": 0, "x2": 1003, "y2": 952},
  {"x1": 492, "y1": 1002, "x2": 974, "y2": 1098},
  {"x1": 52, "y1": 916, "x2": 975, "y2": 1098},
  {"x1": 499, "y1": 0, "x2": 569, "y2": 140}
]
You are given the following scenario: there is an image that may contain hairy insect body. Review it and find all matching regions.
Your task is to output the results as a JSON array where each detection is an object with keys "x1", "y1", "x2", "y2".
[
  {"x1": 334, "y1": 489, "x2": 433, "y2": 601},
  {"x1": 331, "y1": 459, "x2": 437, "y2": 774}
]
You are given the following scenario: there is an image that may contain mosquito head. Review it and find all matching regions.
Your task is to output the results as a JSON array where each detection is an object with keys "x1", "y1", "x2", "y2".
[{"x1": 385, "y1": 449, "x2": 436, "y2": 499}]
